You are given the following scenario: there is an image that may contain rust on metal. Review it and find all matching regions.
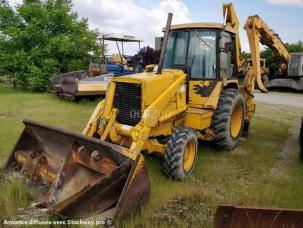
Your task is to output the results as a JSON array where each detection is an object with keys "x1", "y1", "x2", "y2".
[
  {"x1": 114, "y1": 153, "x2": 151, "y2": 220},
  {"x1": 72, "y1": 144, "x2": 118, "y2": 175},
  {"x1": 14, "y1": 150, "x2": 58, "y2": 183},
  {"x1": 49, "y1": 71, "x2": 87, "y2": 97},
  {"x1": 4, "y1": 119, "x2": 151, "y2": 222},
  {"x1": 49, "y1": 64, "x2": 108, "y2": 100},
  {"x1": 214, "y1": 205, "x2": 303, "y2": 228}
]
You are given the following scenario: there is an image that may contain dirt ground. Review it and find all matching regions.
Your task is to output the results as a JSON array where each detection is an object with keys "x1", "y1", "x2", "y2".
[{"x1": 255, "y1": 91, "x2": 303, "y2": 109}]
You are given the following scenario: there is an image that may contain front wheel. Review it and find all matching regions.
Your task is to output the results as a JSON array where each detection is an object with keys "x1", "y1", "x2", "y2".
[{"x1": 163, "y1": 127, "x2": 198, "y2": 180}]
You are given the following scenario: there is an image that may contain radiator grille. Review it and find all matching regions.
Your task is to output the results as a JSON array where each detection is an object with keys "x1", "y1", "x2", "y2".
[{"x1": 113, "y1": 82, "x2": 142, "y2": 126}]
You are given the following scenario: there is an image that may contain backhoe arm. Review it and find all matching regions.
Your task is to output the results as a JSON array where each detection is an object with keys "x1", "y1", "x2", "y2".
[{"x1": 223, "y1": 3, "x2": 241, "y2": 71}]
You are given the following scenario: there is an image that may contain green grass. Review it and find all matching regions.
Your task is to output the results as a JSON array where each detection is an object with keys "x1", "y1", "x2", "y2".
[
  {"x1": 1, "y1": 84, "x2": 303, "y2": 227},
  {"x1": 0, "y1": 85, "x2": 97, "y2": 224},
  {"x1": 0, "y1": 85, "x2": 97, "y2": 165},
  {"x1": 0, "y1": 178, "x2": 32, "y2": 222}
]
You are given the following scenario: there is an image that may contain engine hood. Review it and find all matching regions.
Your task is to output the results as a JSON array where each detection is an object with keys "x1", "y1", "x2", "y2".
[
  {"x1": 112, "y1": 69, "x2": 186, "y2": 106},
  {"x1": 112, "y1": 69, "x2": 185, "y2": 84}
]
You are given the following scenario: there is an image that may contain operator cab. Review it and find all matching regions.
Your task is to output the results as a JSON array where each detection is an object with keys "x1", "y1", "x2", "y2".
[{"x1": 163, "y1": 23, "x2": 237, "y2": 81}]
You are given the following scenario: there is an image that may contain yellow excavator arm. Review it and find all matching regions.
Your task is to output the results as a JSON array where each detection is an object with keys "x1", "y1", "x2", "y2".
[
  {"x1": 222, "y1": 4, "x2": 256, "y2": 123},
  {"x1": 244, "y1": 15, "x2": 291, "y2": 92},
  {"x1": 223, "y1": 3, "x2": 242, "y2": 71}
]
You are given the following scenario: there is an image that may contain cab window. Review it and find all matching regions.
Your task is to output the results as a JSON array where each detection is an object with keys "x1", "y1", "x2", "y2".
[{"x1": 163, "y1": 29, "x2": 217, "y2": 80}]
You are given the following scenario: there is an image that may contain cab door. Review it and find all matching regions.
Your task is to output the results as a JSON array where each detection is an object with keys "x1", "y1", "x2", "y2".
[{"x1": 187, "y1": 30, "x2": 218, "y2": 109}]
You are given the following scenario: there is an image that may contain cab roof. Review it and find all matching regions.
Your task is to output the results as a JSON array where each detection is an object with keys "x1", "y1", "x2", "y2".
[
  {"x1": 99, "y1": 33, "x2": 143, "y2": 42},
  {"x1": 164, "y1": 22, "x2": 236, "y2": 34}
]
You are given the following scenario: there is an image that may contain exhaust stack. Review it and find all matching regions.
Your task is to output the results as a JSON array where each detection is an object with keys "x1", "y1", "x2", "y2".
[{"x1": 157, "y1": 13, "x2": 173, "y2": 75}]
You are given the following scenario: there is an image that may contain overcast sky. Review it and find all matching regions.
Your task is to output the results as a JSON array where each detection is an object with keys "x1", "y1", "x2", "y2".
[{"x1": 7, "y1": 0, "x2": 303, "y2": 55}]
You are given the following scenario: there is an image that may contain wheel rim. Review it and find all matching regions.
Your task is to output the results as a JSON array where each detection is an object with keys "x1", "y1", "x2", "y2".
[
  {"x1": 230, "y1": 105, "x2": 243, "y2": 138},
  {"x1": 183, "y1": 140, "x2": 196, "y2": 173}
]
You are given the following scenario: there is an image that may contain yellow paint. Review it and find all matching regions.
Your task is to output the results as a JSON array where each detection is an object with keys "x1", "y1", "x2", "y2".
[
  {"x1": 188, "y1": 81, "x2": 208, "y2": 108},
  {"x1": 146, "y1": 139, "x2": 166, "y2": 155},
  {"x1": 81, "y1": 4, "x2": 259, "y2": 162},
  {"x1": 244, "y1": 15, "x2": 290, "y2": 93},
  {"x1": 101, "y1": 109, "x2": 117, "y2": 141},
  {"x1": 204, "y1": 81, "x2": 223, "y2": 109},
  {"x1": 145, "y1": 64, "x2": 155, "y2": 72},
  {"x1": 82, "y1": 66, "x2": 245, "y2": 160},
  {"x1": 149, "y1": 122, "x2": 173, "y2": 137},
  {"x1": 184, "y1": 112, "x2": 212, "y2": 130},
  {"x1": 183, "y1": 140, "x2": 196, "y2": 173},
  {"x1": 82, "y1": 100, "x2": 105, "y2": 136},
  {"x1": 230, "y1": 104, "x2": 243, "y2": 138},
  {"x1": 223, "y1": 3, "x2": 242, "y2": 71},
  {"x1": 127, "y1": 154, "x2": 145, "y2": 189},
  {"x1": 77, "y1": 82, "x2": 108, "y2": 96}
]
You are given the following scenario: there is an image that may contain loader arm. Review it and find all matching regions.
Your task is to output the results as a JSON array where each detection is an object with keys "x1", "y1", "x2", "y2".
[
  {"x1": 244, "y1": 15, "x2": 291, "y2": 92},
  {"x1": 83, "y1": 99, "x2": 105, "y2": 136},
  {"x1": 83, "y1": 70, "x2": 187, "y2": 156},
  {"x1": 128, "y1": 72, "x2": 187, "y2": 155}
]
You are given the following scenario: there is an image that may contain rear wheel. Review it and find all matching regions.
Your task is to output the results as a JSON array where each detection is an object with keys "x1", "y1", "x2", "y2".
[
  {"x1": 163, "y1": 128, "x2": 198, "y2": 180},
  {"x1": 211, "y1": 89, "x2": 245, "y2": 150}
]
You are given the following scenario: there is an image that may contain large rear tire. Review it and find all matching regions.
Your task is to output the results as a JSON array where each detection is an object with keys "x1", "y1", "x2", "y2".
[
  {"x1": 163, "y1": 127, "x2": 198, "y2": 180},
  {"x1": 211, "y1": 88, "x2": 245, "y2": 150}
]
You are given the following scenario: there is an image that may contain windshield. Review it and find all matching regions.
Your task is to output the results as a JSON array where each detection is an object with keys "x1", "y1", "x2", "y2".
[{"x1": 163, "y1": 30, "x2": 217, "y2": 79}]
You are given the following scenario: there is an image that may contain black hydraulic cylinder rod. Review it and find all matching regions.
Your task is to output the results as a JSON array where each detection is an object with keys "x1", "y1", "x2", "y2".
[{"x1": 157, "y1": 13, "x2": 173, "y2": 74}]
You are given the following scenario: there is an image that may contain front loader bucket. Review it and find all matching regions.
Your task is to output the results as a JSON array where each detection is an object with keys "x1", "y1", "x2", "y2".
[
  {"x1": 214, "y1": 205, "x2": 303, "y2": 228},
  {"x1": 4, "y1": 119, "x2": 150, "y2": 221}
]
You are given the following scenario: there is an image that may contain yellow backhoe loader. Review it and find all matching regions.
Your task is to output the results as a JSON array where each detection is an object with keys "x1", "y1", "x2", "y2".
[
  {"x1": 4, "y1": 3, "x2": 299, "y2": 226},
  {"x1": 4, "y1": 4, "x2": 256, "y2": 223}
]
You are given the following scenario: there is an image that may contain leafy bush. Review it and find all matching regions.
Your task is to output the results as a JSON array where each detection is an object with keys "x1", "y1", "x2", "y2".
[{"x1": 137, "y1": 46, "x2": 160, "y2": 67}]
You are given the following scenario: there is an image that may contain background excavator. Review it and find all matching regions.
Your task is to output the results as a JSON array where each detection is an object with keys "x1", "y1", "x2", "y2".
[
  {"x1": 3, "y1": 3, "x2": 303, "y2": 226},
  {"x1": 244, "y1": 15, "x2": 303, "y2": 92}
]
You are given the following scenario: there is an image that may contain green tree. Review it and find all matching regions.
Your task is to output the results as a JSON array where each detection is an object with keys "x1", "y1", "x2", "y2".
[
  {"x1": 241, "y1": 51, "x2": 251, "y2": 59},
  {"x1": 285, "y1": 41, "x2": 303, "y2": 53},
  {"x1": 137, "y1": 46, "x2": 160, "y2": 67},
  {"x1": 0, "y1": 0, "x2": 100, "y2": 91},
  {"x1": 260, "y1": 47, "x2": 279, "y2": 75}
]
